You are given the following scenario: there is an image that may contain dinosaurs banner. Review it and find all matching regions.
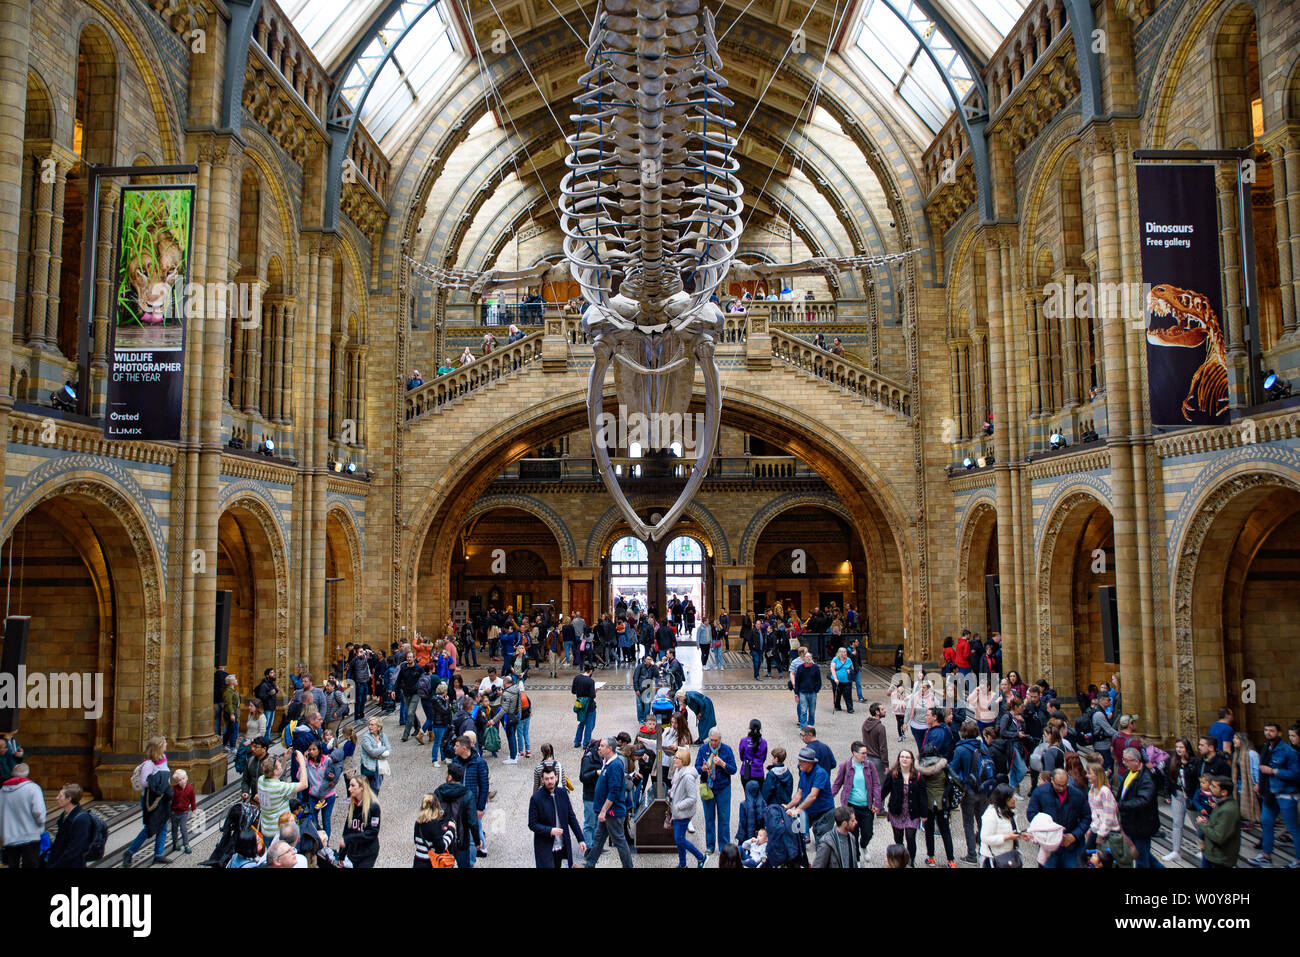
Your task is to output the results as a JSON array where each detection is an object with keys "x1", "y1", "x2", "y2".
[
  {"x1": 1136, "y1": 164, "x2": 1229, "y2": 427},
  {"x1": 105, "y1": 185, "x2": 193, "y2": 441}
]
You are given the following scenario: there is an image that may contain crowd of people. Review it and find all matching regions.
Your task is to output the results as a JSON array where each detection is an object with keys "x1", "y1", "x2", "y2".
[{"x1": 3, "y1": 614, "x2": 1297, "y2": 870}]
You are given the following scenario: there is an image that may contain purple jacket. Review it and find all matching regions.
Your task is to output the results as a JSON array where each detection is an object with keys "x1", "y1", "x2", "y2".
[
  {"x1": 832, "y1": 758, "x2": 882, "y2": 810},
  {"x1": 738, "y1": 735, "x2": 768, "y2": 780}
]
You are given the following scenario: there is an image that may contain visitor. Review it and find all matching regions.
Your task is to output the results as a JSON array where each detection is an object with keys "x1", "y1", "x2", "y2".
[
  {"x1": 585, "y1": 736, "x2": 635, "y2": 868},
  {"x1": 46, "y1": 783, "x2": 94, "y2": 868},
  {"x1": 406, "y1": 369, "x2": 423, "y2": 390},
  {"x1": 762, "y1": 747, "x2": 794, "y2": 807},
  {"x1": 1085, "y1": 758, "x2": 1120, "y2": 859},
  {"x1": 1026, "y1": 768, "x2": 1090, "y2": 868},
  {"x1": 1164, "y1": 737, "x2": 1198, "y2": 862},
  {"x1": 0, "y1": 762, "x2": 45, "y2": 868},
  {"x1": 222, "y1": 674, "x2": 241, "y2": 750},
  {"x1": 950, "y1": 719, "x2": 985, "y2": 864},
  {"x1": 1248, "y1": 721, "x2": 1300, "y2": 867},
  {"x1": 833, "y1": 741, "x2": 881, "y2": 853},
  {"x1": 917, "y1": 746, "x2": 957, "y2": 867},
  {"x1": 633, "y1": 654, "x2": 657, "y2": 723},
  {"x1": 412, "y1": 792, "x2": 456, "y2": 868},
  {"x1": 359, "y1": 717, "x2": 392, "y2": 794},
  {"x1": 695, "y1": 729, "x2": 737, "y2": 854},
  {"x1": 682, "y1": 688, "x2": 717, "y2": 743},
  {"x1": 1116, "y1": 746, "x2": 1163, "y2": 868},
  {"x1": 572, "y1": 663, "x2": 598, "y2": 749},
  {"x1": 121, "y1": 737, "x2": 173, "y2": 866},
  {"x1": 529, "y1": 763, "x2": 585, "y2": 868},
  {"x1": 979, "y1": 783, "x2": 1026, "y2": 867},
  {"x1": 1207, "y1": 706, "x2": 1235, "y2": 756},
  {"x1": 738, "y1": 719, "x2": 768, "y2": 794},
  {"x1": 667, "y1": 747, "x2": 707, "y2": 868},
  {"x1": 1197, "y1": 775, "x2": 1240, "y2": 868},
  {"x1": 905, "y1": 676, "x2": 936, "y2": 752},
  {"x1": 812, "y1": 806, "x2": 859, "y2": 869},
  {"x1": 340, "y1": 774, "x2": 381, "y2": 868},
  {"x1": 697, "y1": 615, "x2": 713, "y2": 670},
  {"x1": 257, "y1": 752, "x2": 308, "y2": 838},
  {"x1": 881, "y1": 749, "x2": 925, "y2": 866},
  {"x1": 254, "y1": 667, "x2": 279, "y2": 735},
  {"x1": 889, "y1": 677, "x2": 910, "y2": 742},
  {"x1": 1231, "y1": 731, "x2": 1260, "y2": 832},
  {"x1": 436, "y1": 763, "x2": 475, "y2": 868},
  {"x1": 784, "y1": 745, "x2": 835, "y2": 853},
  {"x1": 793, "y1": 649, "x2": 822, "y2": 727},
  {"x1": 798, "y1": 725, "x2": 836, "y2": 774},
  {"x1": 168, "y1": 768, "x2": 196, "y2": 855},
  {"x1": 830, "y1": 646, "x2": 854, "y2": 714},
  {"x1": 304, "y1": 741, "x2": 342, "y2": 840}
]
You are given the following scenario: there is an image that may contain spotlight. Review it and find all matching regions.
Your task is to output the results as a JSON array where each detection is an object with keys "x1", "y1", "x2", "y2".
[
  {"x1": 346, "y1": 462, "x2": 357, "y2": 474},
  {"x1": 259, "y1": 438, "x2": 276, "y2": 456},
  {"x1": 331, "y1": 460, "x2": 342, "y2": 473},
  {"x1": 1049, "y1": 432, "x2": 1068, "y2": 450},
  {"x1": 976, "y1": 456, "x2": 987, "y2": 468},
  {"x1": 1264, "y1": 370, "x2": 1292, "y2": 400},
  {"x1": 50, "y1": 381, "x2": 77, "y2": 413},
  {"x1": 962, "y1": 457, "x2": 974, "y2": 470}
]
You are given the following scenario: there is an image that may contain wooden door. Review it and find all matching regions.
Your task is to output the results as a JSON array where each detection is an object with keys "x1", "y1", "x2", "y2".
[{"x1": 569, "y1": 580, "x2": 592, "y2": 624}]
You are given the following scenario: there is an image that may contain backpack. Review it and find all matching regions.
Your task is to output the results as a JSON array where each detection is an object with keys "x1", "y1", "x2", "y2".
[
  {"x1": 416, "y1": 673, "x2": 433, "y2": 699},
  {"x1": 520, "y1": 690, "x2": 530, "y2": 711},
  {"x1": 761, "y1": 803, "x2": 804, "y2": 868},
  {"x1": 970, "y1": 747, "x2": 998, "y2": 794},
  {"x1": 234, "y1": 742, "x2": 252, "y2": 775},
  {"x1": 1074, "y1": 707, "x2": 1097, "y2": 742},
  {"x1": 282, "y1": 718, "x2": 299, "y2": 750},
  {"x1": 85, "y1": 811, "x2": 109, "y2": 862}
]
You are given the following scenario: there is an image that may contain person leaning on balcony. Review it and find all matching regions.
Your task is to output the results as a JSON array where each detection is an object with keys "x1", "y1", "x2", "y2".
[
  {"x1": 460, "y1": 347, "x2": 475, "y2": 365},
  {"x1": 437, "y1": 356, "x2": 455, "y2": 376},
  {"x1": 406, "y1": 369, "x2": 424, "y2": 390}
]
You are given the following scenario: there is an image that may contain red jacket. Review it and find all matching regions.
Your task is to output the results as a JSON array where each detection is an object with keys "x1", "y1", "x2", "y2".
[
  {"x1": 171, "y1": 782, "x2": 196, "y2": 814},
  {"x1": 954, "y1": 637, "x2": 972, "y2": 668}
]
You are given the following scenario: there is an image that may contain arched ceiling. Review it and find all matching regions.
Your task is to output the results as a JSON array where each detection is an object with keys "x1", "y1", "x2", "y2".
[{"x1": 283, "y1": 1, "x2": 1031, "y2": 278}]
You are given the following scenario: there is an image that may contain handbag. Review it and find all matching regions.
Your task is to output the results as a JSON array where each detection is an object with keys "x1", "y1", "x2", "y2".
[
  {"x1": 427, "y1": 850, "x2": 456, "y2": 868},
  {"x1": 376, "y1": 758, "x2": 391, "y2": 776},
  {"x1": 993, "y1": 847, "x2": 1023, "y2": 868},
  {"x1": 699, "y1": 779, "x2": 714, "y2": 802},
  {"x1": 564, "y1": 775, "x2": 575, "y2": 792},
  {"x1": 573, "y1": 696, "x2": 588, "y2": 715}
]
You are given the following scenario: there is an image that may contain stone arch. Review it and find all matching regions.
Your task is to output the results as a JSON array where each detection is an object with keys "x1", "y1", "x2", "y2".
[
  {"x1": 216, "y1": 489, "x2": 291, "y2": 684},
  {"x1": 0, "y1": 472, "x2": 165, "y2": 795},
  {"x1": 1170, "y1": 462, "x2": 1300, "y2": 738},
  {"x1": 75, "y1": 0, "x2": 181, "y2": 163},
  {"x1": 585, "y1": 497, "x2": 729, "y2": 567},
  {"x1": 325, "y1": 504, "x2": 364, "y2": 652},
  {"x1": 957, "y1": 496, "x2": 998, "y2": 635},
  {"x1": 239, "y1": 132, "x2": 301, "y2": 290},
  {"x1": 1036, "y1": 488, "x2": 1115, "y2": 695},
  {"x1": 1144, "y1": 0, "x2": 1243, "y2": 148},
  {"x1": 463, "y1": 494, "x2": 578, "y2": 568},
  {"x1": 738, "y1": 491, "x2": 857, "y2": 568}
]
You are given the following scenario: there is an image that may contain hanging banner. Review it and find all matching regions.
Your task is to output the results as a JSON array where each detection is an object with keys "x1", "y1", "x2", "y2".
[
  {"x1": 105, "y1": 184, "x2": 194, "y2": 440},
  {"x1": 1136, "y1": 163, "x2": 1229, "y2": 427}
]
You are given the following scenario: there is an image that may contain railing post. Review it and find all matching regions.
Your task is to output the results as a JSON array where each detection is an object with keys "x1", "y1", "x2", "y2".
[
  {"x1": 543, "y1": 317, "x2": 567, "y2": 373},
  {"x1": 745, "y1": 306, "x2": 772, "y2": 370}
]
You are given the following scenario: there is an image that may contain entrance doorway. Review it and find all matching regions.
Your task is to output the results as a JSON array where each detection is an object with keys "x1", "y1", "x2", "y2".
[
  {"x1": 609, "y1": 535, "x2": 648, "y2": 617},
  {"x1": 665, "y1": 536, "x2": 705, "y2": 620}
]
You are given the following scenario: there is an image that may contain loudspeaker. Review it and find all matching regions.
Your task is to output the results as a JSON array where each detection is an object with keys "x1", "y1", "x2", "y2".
[
  {"x1": 1099, "y1": 586, "x2": 1120, "y2": 663},
  {"x1": 0, "y1": 616, "x2": 31, "y2": 733},
  {"x1": 215, "y1": 590, "x2": 233, "y2": 668},
  {"x1": 984, "y1": 575, "x2": 1001, "y2": 634}
]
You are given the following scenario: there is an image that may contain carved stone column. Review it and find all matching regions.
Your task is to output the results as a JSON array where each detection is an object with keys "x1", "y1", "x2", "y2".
[
  {"x1": 25, "y1": 148, "x2": 54, "y2": 349},
  {"x1": 1217, "y1": 166, "x2": 1245, "y2": 361},
  {"x1": 330, "y1": 331, "x2": 346, "y2": 438},
  {"x1": 259, "y1": 299, "x2": 276, "y2": 416},
  {"x1": 41, "y1": 149, "x2": 75, "y2": 352},
  {"x1": 947, "y1": 339, "x2": 962, "y2": 441},
  {"x1": 1285, "y1": 137, "x2": 1300, "y2": 337},
  {"x1": 280, "y1": 303, "x2": 294, "y2": 424},
  {"x1": 1058, "y1": 270, "x2": 1080, "y2": 408},
  {"x1": 270, "y1": 299, "x2": 285, "y2": 423},
  {"x1": 91, "y1": 181, "x2": 119, "y2": 370}
]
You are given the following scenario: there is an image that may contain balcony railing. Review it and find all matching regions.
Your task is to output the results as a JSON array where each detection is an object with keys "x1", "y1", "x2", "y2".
[
  {"x1": 404, "y1": 331, "x2": 544, "y2": 422},
  {"x1": 494, "y1": 454, "x2": 822, "y2": 483}
]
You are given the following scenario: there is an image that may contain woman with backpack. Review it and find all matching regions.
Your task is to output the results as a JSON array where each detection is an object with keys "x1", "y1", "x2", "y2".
[
  {"x1": 428, "y1": 683, "x2": 453, "y2": 767},
  {"x1": 122, "y1": 736, "x2": 171, "y2": 866},
  {"x1": 918, "y1": 746, "x2": 958, "y2": 867},
  {"x1": 996, "y1": 697, "x2": 1030, "y2": 790},
  {"x1": 881, "y1": 749, "x2": 926, "y2": 866},
  {"x1": 738, "y1": 719, "x2": 768, "y2": 794},
  {"x1": 340, "y1": 774, "x2": 381, "y2": 868}
]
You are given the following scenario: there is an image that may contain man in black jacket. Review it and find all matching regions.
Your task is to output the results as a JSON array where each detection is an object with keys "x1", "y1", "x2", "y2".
[
  {"x1": 348, "y1": 649, "x2": 371, "y2": 720},
  {"x1": 394, "y1": 652, "x2": 424, "y2": 741},
  {"x1": 436, "y1": 763, "x2": 475, "y2": 869},
  {"x1": 254, "y1": 668, "x2": 279, "y2": 736},
  {"x1": 656, "y1": 618, "x2": 676, "y2": 657},
  {"x1": 659, "y1": 648, "x2": 685, "y2": 696},
  {"x1": 529, "y1": 765, "x2": 586, "y2": 867},
  {"x1": 1117, "y1": 746, "x2": 1163, "y2": 868},
  {"x1": 46, "y1": 784, "x2": 95, "y2": 868}
]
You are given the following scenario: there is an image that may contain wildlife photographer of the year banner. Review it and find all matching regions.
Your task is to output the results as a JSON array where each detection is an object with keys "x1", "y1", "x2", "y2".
[
  {"x1": 105, "y1": 184, "x2": 194, "y2": 441},
  {"x1": 1136, "y1": 163, "x2": 1229, "y2": 427}
]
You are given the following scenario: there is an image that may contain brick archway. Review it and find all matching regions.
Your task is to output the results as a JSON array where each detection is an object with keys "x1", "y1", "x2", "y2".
[{"x1": 1, "y1": 475, "x2": 165, "y2": 798}]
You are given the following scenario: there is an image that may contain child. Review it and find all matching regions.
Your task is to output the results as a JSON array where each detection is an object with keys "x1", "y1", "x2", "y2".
[
  {"x1": 741, "y1": 827, "x2": 768, "y2": 867},
  {"x1": 735, "y1": 779, "x2": 766, "y2": 843},
  {"x1": 1193, "y1": 773, "x2": 1216, "y2": 817},
  {"x1": 885, "y1": 843, "x2": 911, "y2": 868},
  {"x1": 170, "y1": 769, "x2": 196, "y2": 854},
  {"x1": 1088, "y1": 847, "x2": 1116, "y2": 868}
]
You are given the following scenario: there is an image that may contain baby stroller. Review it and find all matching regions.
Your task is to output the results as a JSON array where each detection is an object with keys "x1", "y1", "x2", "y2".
[{"x1": 200, "y1": 799, "x2": 260, "y2": 868}]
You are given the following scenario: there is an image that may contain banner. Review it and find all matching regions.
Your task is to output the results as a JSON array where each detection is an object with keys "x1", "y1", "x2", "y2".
[
  {"x1": 1136, "y1": 164, "x2": 1228, "y2": 427},
  {"x1": 105, "y1": 185, "x2": 193, "y2": 440}
]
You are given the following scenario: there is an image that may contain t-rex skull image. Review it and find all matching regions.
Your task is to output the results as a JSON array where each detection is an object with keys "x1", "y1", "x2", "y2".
[{"x1": 1146, "y1": 282, "x2": 1228, "y2": 420}]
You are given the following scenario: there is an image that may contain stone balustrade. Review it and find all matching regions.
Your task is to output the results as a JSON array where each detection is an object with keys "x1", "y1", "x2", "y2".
[
  {"x1": 404, "y1": 332, "x2": 544, "y2": 421},
  {"x1": 769, "y1": 328, "x2": 911, "y2": 416}
]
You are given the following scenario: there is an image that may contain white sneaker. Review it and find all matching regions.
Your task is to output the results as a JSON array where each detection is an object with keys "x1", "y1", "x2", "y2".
[
  {"x1": 502, "y1": 758, "x2": 518, "y2": 765},
  {"x1": 1162, "y1": 850, "x2": 1179, "y2": 863}
]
